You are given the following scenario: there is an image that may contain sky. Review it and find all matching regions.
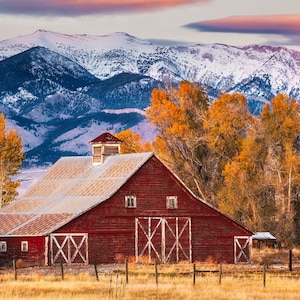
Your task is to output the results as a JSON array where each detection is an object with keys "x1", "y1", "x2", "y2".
[{"x1": 0, "y1": 0, "x2": 300, "y2": 51}]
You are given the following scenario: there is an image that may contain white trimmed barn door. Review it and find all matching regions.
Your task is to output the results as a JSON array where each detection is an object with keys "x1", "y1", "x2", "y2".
[
  {"x1": 234, "y1": 236, "x2": 252, "y2": 263},
  {"x1": 50, "y1": 233, "x2": 88, "y2": 265},
  {"x1": 135, "y1": 217, "x2": 192, "y2": 263}
]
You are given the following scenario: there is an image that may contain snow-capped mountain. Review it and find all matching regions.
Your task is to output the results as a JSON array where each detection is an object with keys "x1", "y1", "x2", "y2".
[{"x1": 1, "y1": 30, "x2": 300, "y2": 167}]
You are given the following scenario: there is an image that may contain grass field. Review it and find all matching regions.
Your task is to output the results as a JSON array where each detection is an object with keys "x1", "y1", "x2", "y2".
[
  {"x1": 1, "y1": 271, "x2": 300, "y2": 300},
  {"x1": 0, "y1": 249, "x2": 300, "y2": 299}
]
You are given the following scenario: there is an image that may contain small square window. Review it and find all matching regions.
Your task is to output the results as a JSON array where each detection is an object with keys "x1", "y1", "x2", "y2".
[
  {"x1": 21, "y1": 241, "x2": 28, "y2": 252},
  {"x1": 166, "y1": 196, "x2": 178, "y2": 209},
  {"x1": 125, "y1": 195, "x2": 136, "y2": 208},
  {"x1": 0, "y1": 241, "x2": 7, "y2": 252}
]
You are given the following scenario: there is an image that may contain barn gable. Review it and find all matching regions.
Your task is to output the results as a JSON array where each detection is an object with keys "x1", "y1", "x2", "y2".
[{"x1": 0, "y1": 133, "x2": 253, "y2": 266}]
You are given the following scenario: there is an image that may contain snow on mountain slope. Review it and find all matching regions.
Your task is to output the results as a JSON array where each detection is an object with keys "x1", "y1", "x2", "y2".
[
  {"x1": 1, "y1": 30, "x2": 300, "y2": 170},
  {"x1": 1, "y1": 30, "x2": 300, "y2": 100},
  {"x1": 0, "y1": 31, "x2": 152, "y2": 79}
]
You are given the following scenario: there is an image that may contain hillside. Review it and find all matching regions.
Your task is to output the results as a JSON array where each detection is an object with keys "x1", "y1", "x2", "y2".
[{"x1": 1, "y1": 30, "x2": 300, "y2": 166}]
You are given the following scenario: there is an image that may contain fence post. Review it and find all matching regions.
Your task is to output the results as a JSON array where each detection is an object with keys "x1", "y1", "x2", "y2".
[
  {"x1": 263, "y1": 264, "x2": 266, "y2": 287},
  {"x1": 94, "y1": 262, "x2": 99, "y2": 281},
  {"x1": 60, "y1": 260, "x2": 64, "y2": 280},
  {"x1": 125, "y1": 257, "x2": 129, "y2": 285},
  {"x1": 12, "y1": 259, "x2": 17, "y2": 280},
  {"x1": 193, "y1": 263, "x2": 196, "y2": 285},
  {"x1": 219, "y1": 264, "x2": 222, "y2": 285},
  {"x1": 289, "y1": 249, "x2": 293, "y2": 271},
  {"x1": 155, "y1": 260, "x2": 158, "y2": 287}
]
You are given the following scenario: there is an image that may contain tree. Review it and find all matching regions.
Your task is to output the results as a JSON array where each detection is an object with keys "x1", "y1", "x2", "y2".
[
  {"x1": 204, "y1": 93, "x2": 254, "y2": 204},
  {"x1": 219, "y1": 94, "x2": 300, "y2": 245},
  {"x1": 217, "y1": 119, "x2": 276, "y2": 231},
  {"x1": 146, "y1": 81, "x2": 211, "y2": 200},
  {"x1": 205, "y1": 93, "x2": 253, "y2": 166},
  {"x1": 115, "y1": 129, "x2": 152, "y2": 154},
  {"x1": 0, "y1": 114, "x2": 25, "y2": 207},
  {"x1": 260, "y1": 94, "x2": 300, "y2": 245}
]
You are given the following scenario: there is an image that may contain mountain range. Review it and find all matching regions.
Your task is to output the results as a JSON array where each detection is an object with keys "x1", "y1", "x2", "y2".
[{"x1": 1, "y1": 30, "x2": 300, "y2": 167}]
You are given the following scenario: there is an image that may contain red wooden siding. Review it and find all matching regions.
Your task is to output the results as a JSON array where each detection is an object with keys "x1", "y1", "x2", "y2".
[{"x1": 0, "y1": 236, "x2": 46, "y2": 267}]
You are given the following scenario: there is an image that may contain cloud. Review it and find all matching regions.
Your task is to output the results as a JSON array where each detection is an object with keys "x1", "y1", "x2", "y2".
[
  {"x1": 185, "y1": 15, "x2": 300, "y2": 35},
  {"x1": 0, "y1": 0, "x2": 208, "y2": 16}
]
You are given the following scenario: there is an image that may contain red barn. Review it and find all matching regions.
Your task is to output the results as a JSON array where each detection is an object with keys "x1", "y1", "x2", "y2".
[{"x1": 0, "y1": 133, "x2": 253, "y2": 266}]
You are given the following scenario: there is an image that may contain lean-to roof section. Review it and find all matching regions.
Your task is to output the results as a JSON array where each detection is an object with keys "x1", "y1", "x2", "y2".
[{"x1": 0, "y1": 152, "x2": 154, "y2": 236}]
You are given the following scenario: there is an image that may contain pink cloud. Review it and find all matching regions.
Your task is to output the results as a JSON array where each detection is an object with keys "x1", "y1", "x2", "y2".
[
  {"x1": 0, "y1": 0, "x2": 208, "y2": 16},
  {"x1": 186, "y1": 15, "x2": 300, "y2": 35}
]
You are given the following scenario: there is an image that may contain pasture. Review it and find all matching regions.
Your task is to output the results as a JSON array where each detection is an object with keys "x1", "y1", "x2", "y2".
[{"x1": 0, "y1": 248, "x2": 300, "y2": 299}]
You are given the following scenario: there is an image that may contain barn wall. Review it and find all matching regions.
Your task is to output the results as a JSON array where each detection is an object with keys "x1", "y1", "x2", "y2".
[
  {"x1": 57, "y1": 156, "x2": 251, "y2": 264},
  {"x1": 0, "y1": 236, "x2": 46, "y2": 267}
]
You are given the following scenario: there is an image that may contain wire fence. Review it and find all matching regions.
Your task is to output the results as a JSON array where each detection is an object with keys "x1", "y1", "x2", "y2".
[{"x1": 4, "y1": 255, "x2": 300, "y2": 289}]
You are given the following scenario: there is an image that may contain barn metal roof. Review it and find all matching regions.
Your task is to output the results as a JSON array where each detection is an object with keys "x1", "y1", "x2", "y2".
[
  {"x1": 252, "y1": 232, "x2": 276, "y2": 240},
  {"x1": 0, "y1": 152, "x2": 154, "y2": 237}
]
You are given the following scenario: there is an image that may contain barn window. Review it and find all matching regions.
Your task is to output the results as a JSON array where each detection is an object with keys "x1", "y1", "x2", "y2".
[
  {"x1": 21, "y1": 241, "x2": 28, "y2": 252},
  {"x1": 166, "y1": 196, "x2": 178, "y2": 209},
  {"x1": 125, "y1": 195, "x2": 136, "y2": 208},
  {"x1": 0, "y1": 241, "x2": 7, "y2": 252}
]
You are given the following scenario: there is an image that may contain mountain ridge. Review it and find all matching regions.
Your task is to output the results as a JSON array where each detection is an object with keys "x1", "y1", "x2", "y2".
[{"x1": 1, "y1": 30, "x2": 300, "y2": 166}]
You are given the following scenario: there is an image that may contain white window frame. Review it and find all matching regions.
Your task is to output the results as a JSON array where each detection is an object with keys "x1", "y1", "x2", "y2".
[
  {"x1": 166, "y1": 196, "x2": 178, "y2": 209},
  {"x1": 125, "y1": 195, "x2": 137, "y2": 208},
  {"x1": 21, "y1": 241, "x2": 28, "y2": 252},
  {"x1": 0, "y1": 241, "x2": 7, "y2": 252}
]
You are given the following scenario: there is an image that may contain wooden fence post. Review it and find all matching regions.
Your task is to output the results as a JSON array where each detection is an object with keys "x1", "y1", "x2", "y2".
[
  {"x1": 60, "y1": 260, "x2": 64, "y2": 280},
  {"x1": 109, "y1": 274, "x2": 113, "y2": 298},
  {"x1": 12, "y1": 259, "x2": 17, "y2": 280},
  {"x1": 263, "y1": 264, "x2": 266, "y2": 287},
  {"x1": 193, "y1": 263, "x2": 196, "y2": 285},
  {"x1": 219, "y1": 264, "x2": 222, "y2": 285},
  {"x1": 155, "y1": 260, "x2": 158, "y2": 287},
  {"x1": 125, "y1": 257, "x2": 129, "y2": 285},
  {"x1": 94, "y1": 262, "x2": 99, "y2": 281},
  {"x1": 289, "y1": 249, "x2": 293, "y2": 271}
]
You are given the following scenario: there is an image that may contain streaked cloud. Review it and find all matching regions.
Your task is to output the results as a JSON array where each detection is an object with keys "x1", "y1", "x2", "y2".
[
  {"x1": 185, "y1": 15, "x2": 300, "y2": 35},
  {"x1": 0, "y1": 0, "x2": 208, "y2": 16}
]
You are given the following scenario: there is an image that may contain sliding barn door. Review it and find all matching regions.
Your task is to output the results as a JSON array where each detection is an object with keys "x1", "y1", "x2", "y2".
[
  {"x1": 135, "y1": 217, "x2": 192, "y2": 263},
  {"x1": 50, "y1": 233, "x2": 88, "y2": 265}
]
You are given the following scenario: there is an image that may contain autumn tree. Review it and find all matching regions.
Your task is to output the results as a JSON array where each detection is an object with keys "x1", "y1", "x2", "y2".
[
  {"x1": 219, "y1": 94, "x2": 300, "y2": 245},
  {"x1": 115, "y1": 129, "x2": 152, "y2": 154},
  {"x1": 205, "y1": 93, "x2": 254, "y2": 167},
  {"x1": 260, "y1": 94, "x2": 300, "y2": 245},
  {"x1": 217, "y1": 119, "x2": 276, "y2": 231},
  {"x1": 146, "y1": 81, "x2": 211, "y2": 200},
  {"x1": 202, "y1": 93, "x2": 255, "y2": 205},
  {"x1": 0, "y1": 114, "x2": 25, "y2": 207}
]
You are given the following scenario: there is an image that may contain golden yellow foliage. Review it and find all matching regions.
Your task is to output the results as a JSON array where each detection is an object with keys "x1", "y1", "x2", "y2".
[
  {"x1": 205, "y1": 93, "x2": 253, "y2": 161},
  {"x1": 0, "y1": 114, "x2": 25, "y2": 206},
  {"x1": 115, "y1": 129, "x2": 152, "y2": 154},
  {"x1": 146, "y1": 81, "x2": 210, "y2": 198}
]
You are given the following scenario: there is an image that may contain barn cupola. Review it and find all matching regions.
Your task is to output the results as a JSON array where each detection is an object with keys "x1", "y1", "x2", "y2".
[{"x1": 89, "y1": 132, "x2": 122, "y2": 164}]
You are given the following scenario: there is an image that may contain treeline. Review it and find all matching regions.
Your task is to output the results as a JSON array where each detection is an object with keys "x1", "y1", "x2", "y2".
[{"x1": 116, "y1": 81, "x2": 300, "y2": 246}]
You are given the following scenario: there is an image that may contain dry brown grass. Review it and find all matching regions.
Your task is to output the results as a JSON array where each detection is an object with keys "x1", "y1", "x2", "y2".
[
  {"x1": 0, "y1": 271, "x2": 300, "y2": 300},
  {"x1": 251, "y1": 247, "x2": 300, "y2": 266},
  {"x1": 0, "y1": 248, "x2": 300, "y2": 299}
]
